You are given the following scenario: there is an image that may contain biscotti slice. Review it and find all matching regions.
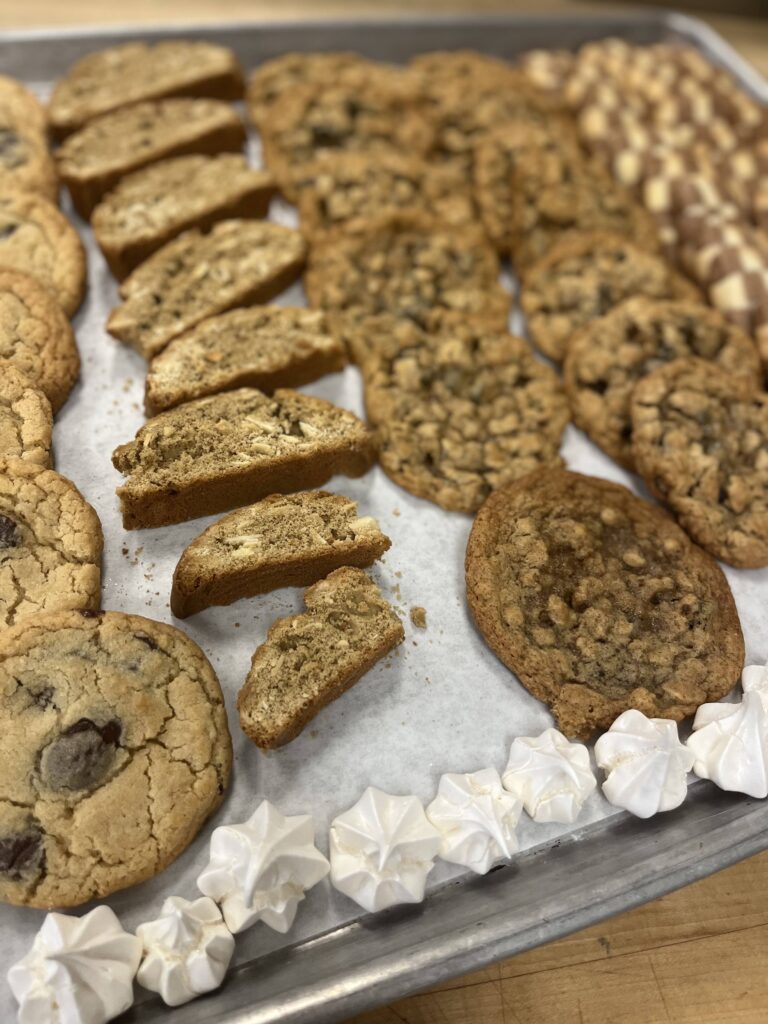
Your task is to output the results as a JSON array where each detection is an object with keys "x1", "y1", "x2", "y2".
[
  {"x1": 112, "y1": 388, "x2": 376, "y2": 529},
  {"x1": 145, "y1": 306, "x2": 345, "y2": 414},
  {"x1": 56, "y1": 99, "x2": 246, "y2": 218},
  {"x1": 92, "y1": 154, "x2": 276, "y2": 279},
  {"x1": 171, "y1": 491, "x2": 391, "y2": 617},
  {"x1": 48, "y1": 41, "x2": 244, "y2": 139},
  {"x1": 237, "y1": 566, "x2": 404, "y2": 748},
  {"x1": 107, "y1": 220, "x2": 306, "y2": 360}
]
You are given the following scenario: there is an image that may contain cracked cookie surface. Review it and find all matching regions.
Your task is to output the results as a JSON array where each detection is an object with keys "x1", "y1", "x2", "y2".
[
  {"x1": 564, "y1": 297, "x2": 762, "y2": 469},
  {"x1": 0, "y1": 364, "x2": 52, "y2": 466},
  {"x1": 0, "y1": 608, "x2": 232, "y2": 907},
  {"x1": 465, "y1": 468, "x2": 744, "y2": 739},
  {"x1": 632, "y1": 358, "x2": 768, "y2": 568},
  {"x1": 0, "y1": 459, "x2": 103, "y2": 628},
  {"x1": 360, "y1": 318, "x2": 568, "y2": 513}
]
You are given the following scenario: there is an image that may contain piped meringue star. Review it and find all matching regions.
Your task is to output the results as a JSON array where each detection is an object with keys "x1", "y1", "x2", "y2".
[
  {"x1": 688, "y1": 664, "x2": 768, "y2": 798},
  {"x1": 329, "y1": 786, "x2": 441, "y2": 913},
  {"x1": 426, "y1": 768, "x2": 521, "y2": 874},
  {"x1": 8, "y1": 905, "x2": 141, "y2": 1024},
  {"x1": 502, "y1": 728, "x2": 596, "y2": 824},
  {"x1": 136, "y1": 896, "x2": 235, "y2": 1007},
  {"x1": 196, "y1": 800, "x2": 330, "y2": 934},
  {"x1": 594, "y1": 710, "x2": 694, "y2": 818}
]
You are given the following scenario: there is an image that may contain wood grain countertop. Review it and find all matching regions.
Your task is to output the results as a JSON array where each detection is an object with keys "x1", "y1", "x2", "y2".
[{"x1": 4, "y1": 4, "x2": 767, "y2": 1022}]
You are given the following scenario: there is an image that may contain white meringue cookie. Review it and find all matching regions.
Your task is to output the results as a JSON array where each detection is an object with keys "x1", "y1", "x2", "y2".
[
  {"x1": 502, "y1": 728, "x2": 596, "y2": 824},
  {"x1": 136, "y1": 896, "x2": 234, "y2": 1007},
  {"x1": 329, "y1": 787, "x2": 441, "y2": 912},
  {"x1": 426, "y1": 768, "x2": 521, "y2": 874},
  {"x1": 594, "y1": 710, "x2": 694, "y2": 818},
  {"x1": 196, "y1": 800, "x2": 329, "y2": 934},
  {"x1": 688, "y1": 688, "x2": 768, "y2": 798},
  {"x1": 7, "y1": 905, "x2": 141, "y2": 1024}
]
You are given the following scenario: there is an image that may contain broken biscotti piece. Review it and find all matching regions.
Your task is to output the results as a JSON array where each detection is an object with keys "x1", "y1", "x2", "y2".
[
  {"x1": 111, "y1": 388, "x2": 376, "y2": 529},
  {"x1": 237, "y1": 566, "x2": 404, "y2": 748},
  {"x1": 171, "y1": 490, "x2": 391, "y2": 617},
  {"x1": 106, "y1": 220, "x2": 307, "y2": 360}
]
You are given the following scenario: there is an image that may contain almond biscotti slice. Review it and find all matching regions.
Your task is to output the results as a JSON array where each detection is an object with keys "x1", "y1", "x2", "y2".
[
  {"x1": 112, "y1": 388, "x2": 376, "y2": 529},
  {"x1": 56, "y1": 99, "x2": 246, "y2": 218},
  {"x1": 237, "y1": 566, "x2": 404, "y2": 748},
  {"x1": 92, "y1": 154, "x2": 277, "y2": 279},
  {"x1": 171, "y1": 490, "x2": 391, "y2": 617},
  {"x1": 107, "y1": 220, "x2": 306, "y2": 360},
  {"x1": 144, "y1": 307, "x2": 345, "y2": 415},
  {"x1": 48, "y1": 41, "x2": 244, "y2": 139}
]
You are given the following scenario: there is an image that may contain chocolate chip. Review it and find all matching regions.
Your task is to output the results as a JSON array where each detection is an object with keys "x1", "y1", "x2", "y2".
[
  {"x1": 134, "y1": 631, "x2": 158, "y2": 650},
  {"x1": 31, "y1": 687, "x2": 57, "y2": 711},
  {"x1": 0, "y1": 222, "x2": 17, "y2": 240},
  {"x1": 39, "y1": 718, "x2": 122, "y2": 792},
  {"x1": 0, "y1": 128, "x2": 23, "y2": 169},
  {"x1": 78, "y1": 608, "x2": 100, "y2": 618},
  {"x1": 0, "y1": 828, "x2": 44, "y2": 881},
  {"x1": 0, "y1": 514, "x2": 19, "y2": 549}
]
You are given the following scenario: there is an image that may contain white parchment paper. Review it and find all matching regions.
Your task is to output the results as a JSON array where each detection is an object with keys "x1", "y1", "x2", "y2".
[{"x1": 1, "y1": 103, "x2": 765, "y2": 1020}]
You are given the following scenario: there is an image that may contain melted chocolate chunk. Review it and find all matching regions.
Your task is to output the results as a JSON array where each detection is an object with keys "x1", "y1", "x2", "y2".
[
  {"x1": 0, "y1": 222, "x2": 17, "y2": 240},
  {"x1": 0, "y1": 514, "x2": 19, "y2": 549},
  {"x1": 78, "y1": 609, "x2": 100, "y2": 618},
  {"x1": 39, "y1": 718, "x2": 122, "y2": 792},
  {"x1": 0, "y1": 828, "x2": 44, "y2": 881},
  {"x1": 134, "y1": 631, "x2": 158, "y2": 650}
]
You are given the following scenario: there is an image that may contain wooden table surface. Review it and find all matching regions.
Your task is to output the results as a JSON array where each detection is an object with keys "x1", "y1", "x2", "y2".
[{"x1": 7, "y1": 3, "x2": 768, "y2": 1022}]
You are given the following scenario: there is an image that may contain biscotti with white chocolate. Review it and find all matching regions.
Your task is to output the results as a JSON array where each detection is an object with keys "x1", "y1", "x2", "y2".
[
  {"x1": 111, "y1": 388, "x2": 376, "y2": 529},
  {"x1": 92, "y1": 154, "x2": 276, "y2": 279},
  {"x1": 171, "y1": 490, "x2": 391, "y2": 617},
  {"x1": 144, "y1": 306, "x2": 345, "y2": 414},
  {"x1": 237, "y1": 566, "x2": 404, "y2": 748}
]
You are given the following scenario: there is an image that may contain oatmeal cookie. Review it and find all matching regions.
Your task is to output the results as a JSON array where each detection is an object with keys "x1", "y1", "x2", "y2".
[
  {"x1": 564, "y1": 297, "x2": 761, "y2": 469},
  {"x1": 632, "y1": 358, "x2": 768, "y2": 568},
  {"x1": 360, "y1": 318, "x2": 568, "y2": 513},
  {"x1": 0, "y1": 365, "x2": 52, "y2": 466},
  {"x1": 465, "y1": 468, "x2": 744, "y2": 739},
  {"x1": 521, "y1": 232, "x2": 702, "y2": 362},
  {"x1": 0, "y1": 270, "x2": 80, "y2": 411},
  {"x1": 0, "y1": 459, "x2": 102, "y2": 629},
  {"x1": 0, "y1": 608, "x2": 232, "y2": 907}
]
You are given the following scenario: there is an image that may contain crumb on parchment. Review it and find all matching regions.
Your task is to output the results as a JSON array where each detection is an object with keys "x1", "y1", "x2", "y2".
[{"x1": 410, "y1": 606, "x2": 427, "y2": 629}]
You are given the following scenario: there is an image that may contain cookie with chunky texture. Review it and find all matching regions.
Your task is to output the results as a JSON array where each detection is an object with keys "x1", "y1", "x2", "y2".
[
  {"x1": 0, "y1": 365, "x2": 52, "y2": 466},
  {"x1": 0, "y1": 608, "x2": 232, "y2": 908},
  {"x1": 632, "y1": 358, "x2": 768, "y2": 568},
  {"x1": 107, "y1": 220, "x2": 306, "y2": 360},
  {"x1": 92, "y1": 154, "x2": 276, "y2": 279},
  {"x1": 521, "y1": 233, "x2": 702, "y2": 362},
  {"x1": 112, "y1": 388, "x2": 375, "y2": 529},
  {"x1": 360, "y1": 318, "x2": 567, "y2": 513},
  {"x1": 56, "y1": 99, "x2": 246, "y2": 218},
  {"x1": 465, "y1": 469, "x2": 744, "y2": 740},
  {"x1": 0, "y1": 126, "x2": 58, "y2": 202},
  {"x1": 305, "y1": 212, "x2": 510, "y2": 351},
  {"x1": 171, "y1": 490, "x2": 391, "y2": 617},
  {"x1": 0, "y1": 192, "x2": 85, "y2": 317},
  {"x1": 0, "y1": 459, "x2": 102, "y2": 628},
  {"x1": 48, "y1": 41, "x2": 244, "y2": 139},
  {"x1": 144, "y1": 306, "x2": 345, "y2": 415},
  {"x1": 237, "y1": 566, "x2": 404, "y2": 748},
  {"x1": 564, "y1": 298, "x2": 762, "y2": 469},
  {"x1": 0, "y1": 271, "x2": 80, "y2": 412}
]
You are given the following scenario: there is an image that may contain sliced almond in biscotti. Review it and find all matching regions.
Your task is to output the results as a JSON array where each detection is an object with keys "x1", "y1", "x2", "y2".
[
  {"x1": 144, "y1": 306, "x2": 345, "y2": 415},
  {"x1": 56, "y1": 98, "x2": 246, "y2": 218},
  {"x1": 111, "y1": 387, "x2": 376, "y2": 529},
  {"x1": 171, "y1": 490, "x2": 391, "y2": 617},
  {"x1": 237, "y1": 566, "x2": 404, "y2": 748},
  {"x1": 107, "y1": 220, "x2": 306, "y2": 360},
  {"x1": 92, "y1": 154, "x2": 276, "y2": 279},
  {"x1": 48, "y1": 40, "x2": 244, "y2": 139}
]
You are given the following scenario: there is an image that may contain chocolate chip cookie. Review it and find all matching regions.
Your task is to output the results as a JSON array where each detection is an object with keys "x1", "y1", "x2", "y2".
[
  {"x1": 0, "y1": 270, "x2": 80, "y2": 412},
  {"x1": 0, "y1": 192, "x2": 86, "y2": 317},
  {"x1": 0, "y1": 76, "x2": 48, "y2": 138},
  {"x1": 0, "y1": 126, "x2": 58, "y2": 202},
  {"x1": 0, "y1": 365, "x2": 53, "y2": 466},
  {"x1": 0, "y1": 608, "x2": 232, "y2": 907},
  {"x1": 521, "y1": 232, "x2": 702, "y2": 362},
  {"x1": 0, "y1": 459, "x2": 103, "y2": 628},
  {"x1": 564, "y1": 298, "x2": 761, "y2": 469},
  {"x1": 632, "y1": 358, "x2": 768, "y2": 568},
  {"x1": 360, "y1": 318, "x2": 568, "y2": 513},
  {"x1": 465, "y1": 468, "x2": 744, "y2": 739},
  {"x1": 48, "y1": 40, "x2": 244, "y2": 139}
]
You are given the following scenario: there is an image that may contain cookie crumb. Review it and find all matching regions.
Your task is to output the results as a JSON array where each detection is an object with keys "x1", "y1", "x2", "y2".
[{"x1": 410, "y1": 606, "x2": 427, "y2": 629}]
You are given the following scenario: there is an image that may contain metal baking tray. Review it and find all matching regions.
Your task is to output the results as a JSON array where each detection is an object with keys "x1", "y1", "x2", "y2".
[{"x1": 1, "y1": 11, "x2": 767, "y2": 1024}]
